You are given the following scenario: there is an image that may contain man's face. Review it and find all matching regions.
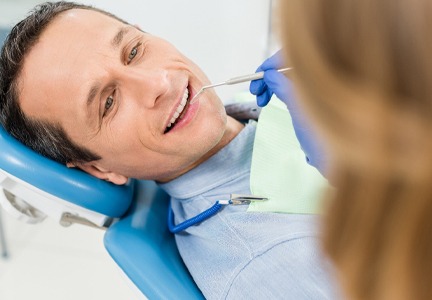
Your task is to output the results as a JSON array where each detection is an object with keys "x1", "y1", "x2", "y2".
[{"x1": 18, "y1": 9, "x2": 228, "y2": 182}]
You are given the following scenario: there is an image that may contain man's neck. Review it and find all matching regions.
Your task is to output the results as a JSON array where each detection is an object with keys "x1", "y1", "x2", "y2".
[
  {"x1": 198, "y1": 116, "x2": 245, "y2": 164},
  {"x1": 158, "y1": 116, "x2": 244, "y2": 183}
]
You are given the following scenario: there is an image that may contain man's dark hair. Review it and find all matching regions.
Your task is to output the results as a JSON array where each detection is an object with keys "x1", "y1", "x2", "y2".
[{"x1": 0, "y1": 1, "x2": 128, "y2": 164}]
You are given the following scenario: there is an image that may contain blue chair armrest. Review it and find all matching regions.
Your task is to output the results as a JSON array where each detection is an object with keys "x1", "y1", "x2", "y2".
[{"x1": 104, "y1": 180, "x2": 204, "y2": 299}]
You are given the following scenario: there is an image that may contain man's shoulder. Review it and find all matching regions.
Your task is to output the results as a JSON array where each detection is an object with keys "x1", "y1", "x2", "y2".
[{"x1": 225, "y1": 101, "x2": 261, "y2": 123}]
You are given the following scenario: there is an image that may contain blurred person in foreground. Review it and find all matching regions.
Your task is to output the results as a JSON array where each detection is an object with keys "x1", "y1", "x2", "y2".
[{"x1": 253, "y1": 1, "x2": 432, "y2": 299}]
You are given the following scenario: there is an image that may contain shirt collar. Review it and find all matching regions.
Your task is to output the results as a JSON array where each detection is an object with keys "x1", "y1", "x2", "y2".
[{"x1": 158, "y1": 122, "x2": 256, "y2": 199}]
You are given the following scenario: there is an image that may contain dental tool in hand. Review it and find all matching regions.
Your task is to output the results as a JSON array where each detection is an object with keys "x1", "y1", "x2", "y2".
[{"x1": 189, "y1": 67, "x2": 292, "y2": 104}]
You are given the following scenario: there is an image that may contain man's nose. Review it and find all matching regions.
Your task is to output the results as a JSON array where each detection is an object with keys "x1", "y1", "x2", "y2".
[{"x1": 122, "y1": 68, "x2": 169, "y2": 108}]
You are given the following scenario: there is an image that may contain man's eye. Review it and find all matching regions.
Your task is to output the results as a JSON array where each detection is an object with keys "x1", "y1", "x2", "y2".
[
  {"x1": 127, "y1": 42, "x2": 141, "y2": 64},
  {"x1": 103, "y1": 95, "x2": 114, "y2": 117}
]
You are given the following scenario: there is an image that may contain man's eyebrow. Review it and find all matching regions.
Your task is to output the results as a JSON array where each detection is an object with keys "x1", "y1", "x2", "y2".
[{"x1": 111, "y1": 26, "x2": 130, "y2": 49}]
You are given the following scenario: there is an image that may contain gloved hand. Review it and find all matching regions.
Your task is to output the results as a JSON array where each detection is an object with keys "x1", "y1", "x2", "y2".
[{"x1": 250, "y1": 51, "x2": 327, "y2": 176}]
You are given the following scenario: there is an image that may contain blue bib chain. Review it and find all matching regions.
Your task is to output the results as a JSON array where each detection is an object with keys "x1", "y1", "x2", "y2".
[{"x1": 168, "y1": 194, "x2": 268, "y2": 234}]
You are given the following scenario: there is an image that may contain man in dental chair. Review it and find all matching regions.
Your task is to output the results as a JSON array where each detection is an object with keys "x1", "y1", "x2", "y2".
[{"x1": 0, "y1": 2, "x2": 339, "y2": 299}]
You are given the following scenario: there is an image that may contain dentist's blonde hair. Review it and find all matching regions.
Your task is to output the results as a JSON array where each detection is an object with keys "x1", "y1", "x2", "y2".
[{"x1": 279, "y1": 1, "x2": 432, "y2": 299}]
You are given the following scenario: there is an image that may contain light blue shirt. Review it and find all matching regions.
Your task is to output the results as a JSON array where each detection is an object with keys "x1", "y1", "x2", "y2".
[{"x1": 159, "y1": 123, "x2": 340, "y2": 300}]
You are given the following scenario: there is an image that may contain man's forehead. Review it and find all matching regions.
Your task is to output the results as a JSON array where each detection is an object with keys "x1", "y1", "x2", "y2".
[
  {"x1": 18, "y1": 9, "x2": 123, "y2": 121},
  {"x1": 50, "y1": 8, "x2": 124, "y2": 35}
]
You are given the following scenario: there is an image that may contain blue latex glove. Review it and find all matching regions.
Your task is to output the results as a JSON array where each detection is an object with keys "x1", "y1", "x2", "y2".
[{"x1": 250, "y1": 51, "x2": 327, "y2": 176}]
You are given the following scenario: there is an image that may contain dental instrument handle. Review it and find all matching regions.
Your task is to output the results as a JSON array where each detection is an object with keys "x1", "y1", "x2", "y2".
[
  {"x1": 225, "y1": 67, "x2": 292, "y2": 85},
  {"x1": 190, "y1": 67, "x2": 292, "y2": 104}
]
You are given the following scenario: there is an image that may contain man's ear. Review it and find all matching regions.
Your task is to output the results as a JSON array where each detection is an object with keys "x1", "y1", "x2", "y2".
[{"x1": 67, "y1": 161, "x2": 128, "y2": 185}]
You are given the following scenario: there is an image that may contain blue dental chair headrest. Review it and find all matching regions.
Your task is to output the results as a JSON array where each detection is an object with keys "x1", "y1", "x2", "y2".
[{"x1": 0, "y1": 125, "x2": 133, "y2": 217}]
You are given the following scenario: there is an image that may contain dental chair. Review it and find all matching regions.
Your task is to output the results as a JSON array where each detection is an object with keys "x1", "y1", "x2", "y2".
[{"x1": 0, "y1": 125, "x2": 204, "y2": 299}]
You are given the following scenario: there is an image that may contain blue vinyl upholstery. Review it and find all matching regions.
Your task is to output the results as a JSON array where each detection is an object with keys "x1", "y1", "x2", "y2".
[
  {"x1": 0, "y1": 126, "x2": 133, "y2": 217},
  {"x1": 104, "y1": 180, "x2": 204, "y2": 299}
]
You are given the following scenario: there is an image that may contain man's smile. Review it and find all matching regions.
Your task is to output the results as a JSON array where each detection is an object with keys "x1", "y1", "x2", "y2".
[{"x1": 164, "y1": 84, "x2": 194, "y2": 134}]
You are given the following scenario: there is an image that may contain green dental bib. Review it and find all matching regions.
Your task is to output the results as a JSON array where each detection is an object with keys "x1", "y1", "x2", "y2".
[{"x1": 249, "y1": 99, "x2": 328, "y2": 214}]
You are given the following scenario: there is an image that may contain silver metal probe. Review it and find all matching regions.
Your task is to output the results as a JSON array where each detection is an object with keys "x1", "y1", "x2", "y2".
[{"x1": 189, "y1": 67, "x2": 292, "y2": 104}]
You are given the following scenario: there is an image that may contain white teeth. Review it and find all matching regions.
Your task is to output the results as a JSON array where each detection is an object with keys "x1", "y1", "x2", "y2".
[{"x1": 166, "y1": 88, "x2": 189, "y2": 129}]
